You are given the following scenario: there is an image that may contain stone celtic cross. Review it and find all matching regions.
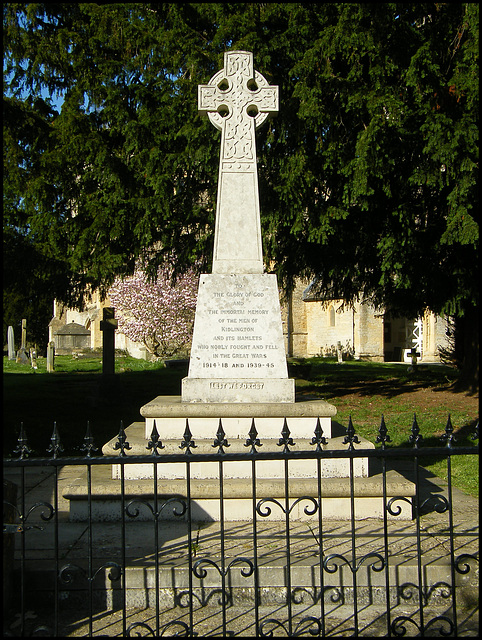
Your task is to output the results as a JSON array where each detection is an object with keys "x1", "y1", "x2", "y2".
[{"x1": 198, "y1": 51, "x2": 279, "y2": 274}]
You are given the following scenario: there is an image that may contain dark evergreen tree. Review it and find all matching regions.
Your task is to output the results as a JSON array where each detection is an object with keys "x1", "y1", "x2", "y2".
[{"x1": 3, "y1": 3, "x2": 478, "y2": 386}]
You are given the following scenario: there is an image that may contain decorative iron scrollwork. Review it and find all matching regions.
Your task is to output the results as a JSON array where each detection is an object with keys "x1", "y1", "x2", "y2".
[
  {"x1": 256, "y1": 496, "x2": 318, "y2": 518},
  {"x1": 125, "y1": 497, "x2": 187, "y2": 519},
  {"x1": 59, "y1": 561, "x2": 122, "y2": 585},
  {"x1": 192, "y1": 556, "x2": 254, "y2": 579},
  {"x1": 260, "y1": 616, "x2": 322, "y2": 637},
  {"x1": 391, "y1": 614, "x2": 454, "y2": 637},
  {"x1": 387, "y1": 496, "x2": 412, "y2": 517},
  {"x1": 323, "y1": 551, "x2": 385, "y2": 574}
]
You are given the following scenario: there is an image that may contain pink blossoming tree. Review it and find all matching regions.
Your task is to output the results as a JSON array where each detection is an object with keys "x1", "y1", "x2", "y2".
[{"x1": 108, "y1": 264, "x2": 199, "y2": 358}]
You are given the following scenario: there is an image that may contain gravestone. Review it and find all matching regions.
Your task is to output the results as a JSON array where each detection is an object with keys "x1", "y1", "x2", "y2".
[
  {"x1": 7, "y1": 326, "x2": 15, "y2": 360},
  {"x1": 407, "y1": 346, "x2": 420, "y2": 373},
  {"x1": 16, "y1": 319, "x2": 29, "y2": 364},
  {"x1": 30, "y1": 347, "x2": 38, "y2": 370},
  {"x1": 182, "y1": 50, "x2": 294, "y2": 404},
  {"x1": 100, "y1": 307, "x2": 117, "y2": 376},
  {"x1": 409, "y1": 346, "x2": 420, "y2": 366},
  {"x1": 21, "y1": 318, "x2": 27, "y2": 349},
  {"x1": 47, "y1": 341, "x2": 55, "y2": 373},
  {"x1": 54, "y1": 322, "x2": 90, "y2": 354}
]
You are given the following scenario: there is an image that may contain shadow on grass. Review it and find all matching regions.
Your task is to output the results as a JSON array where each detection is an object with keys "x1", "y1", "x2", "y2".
[
  {"x1": 288, "y1": 360, "x2": 461, "y2": 400},
  {"x1": 3, "y1": 366, "x2": 188, "y2": 456}
]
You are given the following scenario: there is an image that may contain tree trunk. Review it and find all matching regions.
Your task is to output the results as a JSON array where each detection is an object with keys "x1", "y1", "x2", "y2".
[{"x1": 455, "y1": 304, "x2": 479, "y2": 393}]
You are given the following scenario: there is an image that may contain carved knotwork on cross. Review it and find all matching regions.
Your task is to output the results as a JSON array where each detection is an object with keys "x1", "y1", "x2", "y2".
[
  {"x1": 198, "y1": 51, "x2": 279, "y2": 274},
  {"x1": 198, "y1": 50, "x2": 278, "y2": 148}
]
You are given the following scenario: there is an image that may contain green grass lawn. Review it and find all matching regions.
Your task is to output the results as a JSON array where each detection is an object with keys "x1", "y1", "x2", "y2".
[
  {"x1": 3, "y1": 355, "x2": 478, "y2": 496},
  {"x1": 3, "y1": 354, "x2": 184, "y2": 456}
]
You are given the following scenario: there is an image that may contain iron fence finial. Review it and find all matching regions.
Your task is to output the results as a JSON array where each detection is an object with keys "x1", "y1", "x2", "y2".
[
  {"x1": 13, "y1": 422, "x2": 32, "y2": 459},
  {"x1": 80, "y1": 421, "x2": 98, "y2": 457},
  {"x1": 180, "y1": 419, "x2": 197, "y2": 454},
  {"x1": 245, "y1": 418, "x2": 262, "y2": 453},
  {"x1": 47, "y1": 422, "x2": 64, "y2": 458},
  {"x1": 113, "y1": 420, "x2": 132, "y2": 456},
  {"x1": 147, "y1": 419, "x2": 165, "y2": 455}
]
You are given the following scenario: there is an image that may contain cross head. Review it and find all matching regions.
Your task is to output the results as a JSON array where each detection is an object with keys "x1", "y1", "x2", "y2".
[
  {"x1": 410, "y1": 347, "x2": 420, "y2": 365},
  {"x1": 198, "y1": 51, "x2": 278, "y2": 160}
]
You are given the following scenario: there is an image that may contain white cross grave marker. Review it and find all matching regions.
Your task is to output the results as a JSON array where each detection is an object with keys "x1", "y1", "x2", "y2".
[{"x1": 198, "y1": 51, "x2": 279, "y2": 274}]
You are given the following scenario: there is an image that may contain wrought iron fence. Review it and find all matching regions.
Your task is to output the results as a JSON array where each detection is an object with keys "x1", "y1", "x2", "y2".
[{"x1": 3, "y1": 415, "x2": 479, "y2": 637}]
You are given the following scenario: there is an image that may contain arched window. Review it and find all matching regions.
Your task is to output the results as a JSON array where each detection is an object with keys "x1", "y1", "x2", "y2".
[{"x1": 329, "y1": 306, "x2": 336, "y2": 327}]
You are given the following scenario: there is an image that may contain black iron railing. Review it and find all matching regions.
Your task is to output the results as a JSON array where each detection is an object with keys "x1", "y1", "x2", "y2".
[{"x1": 3, "y1": 416, "x2": 479, "y2": 637}]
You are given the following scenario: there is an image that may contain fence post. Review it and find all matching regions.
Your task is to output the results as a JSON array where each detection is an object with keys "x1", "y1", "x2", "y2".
[{"x1": 3, "y1": 478, "x2": 18, "y2": 615}]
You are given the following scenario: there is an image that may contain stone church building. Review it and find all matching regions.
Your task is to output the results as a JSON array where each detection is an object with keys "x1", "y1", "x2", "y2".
[
  {"x1": 49, "y1": 278, "x2": 450, "y2": 363},
  {"x1": 281, "y1": 280, "x2": 449, "y2": 363}
]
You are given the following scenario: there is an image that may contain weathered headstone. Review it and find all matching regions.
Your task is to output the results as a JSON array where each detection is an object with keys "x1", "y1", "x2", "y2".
[
  {"x1": 30, "y1": 347, "x2": 38, "y2": 370},
  {"x1": 182, "y1": 51, "x2": 294, "y2": 403},
  {"x1": 100, "y1": 307, "x2": 117, "y2": 376},
  {"x1": 7, "y1": 326, "x2": 15, "y2": 360},
  {"x1": 47, "y1": 341, "x2": 55, "y2": 372},
  {"x1": 16, "y1": 319, "x2": 29, "y2": 364},
  {"x1": 15, "y1": 349, "x2": 29, "y2": 364},
  {"x1": 21, "y1": 319, "x2": 27, "y2": 349},
  {"x1": 336, "y1": 341, "x2": 343, "y2": 364}
]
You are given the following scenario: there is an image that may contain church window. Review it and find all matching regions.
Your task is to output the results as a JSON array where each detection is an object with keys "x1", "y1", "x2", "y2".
[{"x1": 329, "y1": 306, "x2": 336, "y2": 327}]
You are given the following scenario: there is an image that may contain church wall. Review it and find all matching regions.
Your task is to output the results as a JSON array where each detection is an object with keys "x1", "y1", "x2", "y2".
[
  {"x1": 281, "y1": 281, "x2": 308, "y2": 358},
  {"x1": 353, "y1": 302, "x2": 385, "y2": 361},
  {"x1": 383, "y1": 315, "x2": 413, "y2": 361},
  {"x1": 422, "y1": 312, "x2": 450, "y2": 362},
  {"x1": 114, "y1": 332, "x2": 149, "y2": 360},
  {"x1": 306, "y1": 300, "x2": 355, "y2": 357}
]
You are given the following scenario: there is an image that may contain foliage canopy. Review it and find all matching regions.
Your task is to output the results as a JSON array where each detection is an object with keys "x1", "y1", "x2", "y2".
[{"x1": 3, "y1": 3, "x2": 478, "y2": 325}]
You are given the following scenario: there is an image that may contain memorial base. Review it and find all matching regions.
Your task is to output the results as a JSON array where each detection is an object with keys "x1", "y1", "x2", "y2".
[
  {"x1": 63, "y1": 422, "x2": 415, "y2": 521},
  {"x1": 63, "y1": 398, "x2": 416, "y2": 522},
  {"x1": 140, "y1": 395, "x2": 335, "y2": 440},
  {"x1": 183, "y1": 273, "x2": 294, "y2": 403}
]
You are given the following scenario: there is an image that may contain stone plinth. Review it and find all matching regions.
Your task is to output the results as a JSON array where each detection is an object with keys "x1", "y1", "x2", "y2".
[
  {"x1": 140, "y1": 395, "x2": 336, "y2": 440},
  {"x1": 182, "y1": 274, "x2": 294, "y2": 403},
  {"x1": 104, "y1": 423, "x2": 369, "y2": 482}
]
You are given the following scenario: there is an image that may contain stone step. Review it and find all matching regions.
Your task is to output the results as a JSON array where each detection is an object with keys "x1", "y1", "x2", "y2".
[
  {"x1": 16, "y1": 553, "x2": 477, "y2": 611},
  {"x1": 138, "y1": 395, "x2": 337, "y2": 440},
  {"x1": 102, "y1": 422, "x2": 373, "y2": 479},
  {"x1": 63, "y1": 463, "x2": 415, "y2": 521}
]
